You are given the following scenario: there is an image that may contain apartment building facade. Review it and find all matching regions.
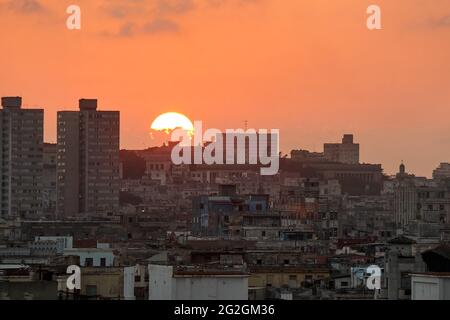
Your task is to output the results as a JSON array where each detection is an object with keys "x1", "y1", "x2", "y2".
[
  {"x1": 0, "y1": 97, "x2": 43, "y2": 218},
  {"x1": 56, "y1": 99, "x2": 120, "y2": 217}
]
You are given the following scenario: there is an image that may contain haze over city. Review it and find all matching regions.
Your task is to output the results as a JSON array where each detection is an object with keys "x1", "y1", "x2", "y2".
[
  {"x1": 3, "y1": 0, "x2": 450, "y2": 307},
  {"x1": 1, "y1": 0, "x2": 450, "y2": 177}
]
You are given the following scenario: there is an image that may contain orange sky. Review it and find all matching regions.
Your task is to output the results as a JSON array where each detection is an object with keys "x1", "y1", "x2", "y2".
[{"x1": 1, "y1": 0, "x2": 450, "y2": 177}]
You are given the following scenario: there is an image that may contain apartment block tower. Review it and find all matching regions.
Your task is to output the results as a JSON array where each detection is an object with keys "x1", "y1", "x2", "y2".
[
  {"x1": 0, "y1": 97, "x2": 44, "y2": 218},
  {"x1": 56, "y1": 99, "x2": 120, "y2": 218}
]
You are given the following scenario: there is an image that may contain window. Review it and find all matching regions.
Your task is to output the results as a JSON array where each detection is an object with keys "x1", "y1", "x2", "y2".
[
  {"x1": 100, "y1": 258, "x2": 106, "y2": 267},
  {"x1": 86, "y1": 285, "x2": 97, "y2": 297},
  {"x1": 256, "y1": 204, "x2": 262, "y2": 211},
  {"x1": 85, "y1": 258, "x2": 94, "y2": 267},
  {"x1": 267, "y1": 275, "x2": 273, "y2": 287},
  {"x1": 284, "y1": 259, "x2": 290, "y2": 265}
]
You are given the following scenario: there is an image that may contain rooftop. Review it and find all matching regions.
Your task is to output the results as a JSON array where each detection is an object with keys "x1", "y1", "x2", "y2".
[
  {"x1": 388, "y1": 235, "x2": 417, "y2": 245},
  {"x1": 410, "y1": 272, "x2": 450, "y2": 278},
  {"x1": 1, "y1": 96, "x2": 21, "y2": 109}
]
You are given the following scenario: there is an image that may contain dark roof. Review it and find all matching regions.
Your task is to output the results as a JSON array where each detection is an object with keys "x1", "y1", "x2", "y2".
[
  {"x1": 422, "y1": 245, "x2": 450, "y2": 260},
  {"x1": 411, "y1": 272, "x2": 450, "y2": 277},
  {"x1": 249, "y1": 266, "x2": 330, "y2": 273},
  {"x1": 387, "y1": 235, "x2": 416, "y2": 245}
]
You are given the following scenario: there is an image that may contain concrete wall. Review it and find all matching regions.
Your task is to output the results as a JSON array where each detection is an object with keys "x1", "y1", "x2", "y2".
[
  {"x1": 123, "y1": 266, "x2": 136, "y2": 300},
  {"x1": 148, "y1": 264, "x2": 173, "y2": 300},
  {"x1": 148, "y1": 264, "x2": 248, "y2": 300},
  {"x1": 412, "y1": 275, "x2": 450, "y2": 300},
  {"x1": 173, "y1": 276, "x2": 248, "y2": 300}
]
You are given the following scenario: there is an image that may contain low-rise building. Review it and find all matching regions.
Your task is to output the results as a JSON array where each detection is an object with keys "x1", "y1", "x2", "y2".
[
  {"x1": 411, "y1": 273, "x2": 450, "y2": 300},
  {"x1": 63, "y1": 247, "x2": 115, "y2": 267},
  {"x1": 248, "y1": 266, "x2": 330, "y2": 290},
  {"x1": 148, "y1": 264, "x2": 249, "y2": 300}
]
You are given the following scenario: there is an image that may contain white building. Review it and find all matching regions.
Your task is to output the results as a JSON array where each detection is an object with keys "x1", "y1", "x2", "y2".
[
  {"x1": 63, "y1": 248, "x2": 115, "y2": 267},
  {"x1": 411, "y1": 273, "x2": 450, "y2": 300},
  {"x1": 148, "y1": 264, "x2": 248, "y2": 300},
  {"x1": 123, "y1": 266, "x2": 137, "y2": 300},
  {"x1": 33, "y1": 236, "x2": 73, "y2": 254}
]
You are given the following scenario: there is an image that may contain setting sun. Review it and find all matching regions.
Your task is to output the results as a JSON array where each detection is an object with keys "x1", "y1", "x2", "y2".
[{"x1": 150, "y1": 112, "x2": 194, "y2": 134}]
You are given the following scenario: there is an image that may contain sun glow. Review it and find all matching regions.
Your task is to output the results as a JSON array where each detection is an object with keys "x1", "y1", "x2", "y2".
[{"x1": 150, "y1": 112, "x2": 194, "y2": 135}]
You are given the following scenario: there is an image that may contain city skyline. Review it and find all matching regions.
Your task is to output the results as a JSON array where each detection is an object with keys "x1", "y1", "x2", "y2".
[
  {"x1": 3, "y1": 0, "x2": 450, "y2": 305},
  {"x1": 1, "y1": 0, "x2": 450, "y2": 177},
  {"x1": 0, "y1": 95, "x2": 445, "y2": 179}
]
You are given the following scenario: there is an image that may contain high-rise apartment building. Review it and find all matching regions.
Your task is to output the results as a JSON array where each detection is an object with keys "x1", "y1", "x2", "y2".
[
  {"x1": 56, "y1": 99, "x2": 120, "y2": 218},
  {"x1": 43, "y1": 143, "x2": 57, "y2": 214},
  {"x1": 0, "y1": 97, "x2": 44, "y2": 218}
]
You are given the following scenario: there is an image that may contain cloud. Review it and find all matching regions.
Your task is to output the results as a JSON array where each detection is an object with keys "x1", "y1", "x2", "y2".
[
  {"x1": 143, "y1": 19, "x2": 180, "y2": 34},
  {"x1": 100, "y1": 0, "x2": 146, "y2": 20},
  {"x1": 101, "y1": 0, "x2": 264, "y2": 19},
  {"x1": 106, "y1": 19, "x2": 179, "y2": 37},
  {"x1": 101, "y1": 0, "x2": 195, "y2": 19},
  {"x1": 7, "y1": 0, "x2": 43, "y2": 13},
  {"x1": 156, "y1": 0, "x2": 196, "y2": 15},
  {"x1": 206, "y1": 0, "x2": 265, "y2": 8},
  {"x1": 118, "y1": 22, "x2": 137, "y2": 37},
  {"x1": 100, "y1": 0, "x2": 265, "y2": 37},
  {"x1": 430, "y1": 15, "x2": 450, "y2": 28},
  {"x1": 106, "y1": 6, "x2": 129, "y2": 19}
]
